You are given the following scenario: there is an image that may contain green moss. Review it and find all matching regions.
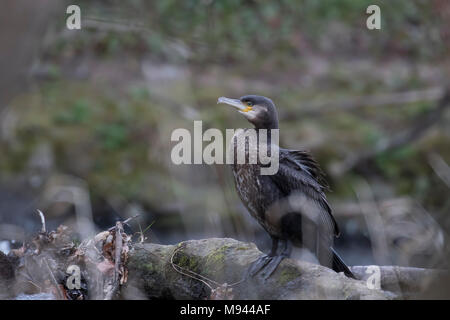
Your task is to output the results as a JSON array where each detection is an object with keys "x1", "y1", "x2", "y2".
[
  {"x1": 207, "y1": 252, "x2": 225, "y2": 265},
  {"x1": 127, "y1": 245, "x2": 167, "y2": 275},
  {"x1": 143, "y1": 262, "x2": 156, "y2": 273},
  {"x1": 205, "y1": 245, "x2": 231, "y2": 274},
  {"x1": 278, "y1": 266, "x2": 299, "y2": 285},
  {"x1": 174, "y1": 252, "x2": 200, "y2": 272}
]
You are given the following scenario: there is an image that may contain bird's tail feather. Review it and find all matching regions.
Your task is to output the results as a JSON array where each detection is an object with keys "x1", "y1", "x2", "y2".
[{"x1": 331, "y1": 247, "x2": 355, "y2": 279}]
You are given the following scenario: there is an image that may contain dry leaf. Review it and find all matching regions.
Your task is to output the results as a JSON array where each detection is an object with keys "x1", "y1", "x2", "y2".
[{"x1": 97, "y1": 259, "x2": 115, "y2": 275}]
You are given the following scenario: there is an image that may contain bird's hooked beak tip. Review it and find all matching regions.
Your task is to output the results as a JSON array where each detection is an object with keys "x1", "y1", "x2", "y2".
[{"x1": 217, "y1": 96, "x2": 252, "y2": 112}]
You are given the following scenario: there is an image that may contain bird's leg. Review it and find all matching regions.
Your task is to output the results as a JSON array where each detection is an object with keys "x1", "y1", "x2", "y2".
[
  {"x1": 247, "y1": 237, "x2": 278, "y2": 277},
  {"x1": 281, "y1": 239, "x2": 292, "y2": 257},
  {"x1": 260, "y1": 240, "x2": 292, "y2": 279},
  {"x1": 269, "y1": 236, "x2": 279, "y2": 256}
]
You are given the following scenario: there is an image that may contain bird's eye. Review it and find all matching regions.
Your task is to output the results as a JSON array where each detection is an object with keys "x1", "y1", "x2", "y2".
[{"x1": 246, "y1": 101, "x2": 253, "y2": 107}]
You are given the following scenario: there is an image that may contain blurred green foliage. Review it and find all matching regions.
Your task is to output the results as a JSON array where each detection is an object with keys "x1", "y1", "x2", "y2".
[
  {"x1": 47, "y1": 0, "x2": 446, "y2": 65},
  {"x1": 1, "y1": 0, "x2": 449, "y2": 240}
]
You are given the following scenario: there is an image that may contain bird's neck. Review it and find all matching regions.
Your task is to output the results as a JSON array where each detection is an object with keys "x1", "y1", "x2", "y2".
[
  {"x1": 254, "y1": 127, "x2": 278, "y2": 145},
  {"x1": 255, "y1": 121, "x2": 279, "y2": 134},
  {"x1": 254, "y1": 121, "x2": 278, "y2": 131}
]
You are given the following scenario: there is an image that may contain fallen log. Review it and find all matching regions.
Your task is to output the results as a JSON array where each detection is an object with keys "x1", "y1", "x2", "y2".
[
  {"x1": 122, "y1": 238, "x2": 424, "y2": 300},
  {"x1": 2, "y1": 226, "x2": 446, "y2": 300},
  {"x1": 350, "y1": 265, "x2": 447, "y2": 299}
]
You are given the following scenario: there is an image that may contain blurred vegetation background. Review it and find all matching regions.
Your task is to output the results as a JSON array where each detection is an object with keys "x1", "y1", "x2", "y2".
[{"x1": 1, "y1": 0, "x2": 449, "y2": 273}]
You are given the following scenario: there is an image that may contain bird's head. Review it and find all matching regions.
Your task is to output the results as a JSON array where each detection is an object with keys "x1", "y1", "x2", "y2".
[{"x1": 218, "y1": 95, "x2": 279, "y2": 129}]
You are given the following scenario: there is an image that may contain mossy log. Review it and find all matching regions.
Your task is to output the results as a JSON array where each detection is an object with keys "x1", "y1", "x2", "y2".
[
  {"x1": 350, "y1": 266, "x2": 448, "y2": 299},
  {"x1": 122, "y1": 238, "x2": 402, "y2": 300},
  {"x1": 2, "y1": 237, "x2": 445, "y2": 299}
]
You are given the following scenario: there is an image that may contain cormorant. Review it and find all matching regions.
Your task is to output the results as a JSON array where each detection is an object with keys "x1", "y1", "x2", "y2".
[{"x1": 218, "y1": 95, "x2": 355, "y2": 279}]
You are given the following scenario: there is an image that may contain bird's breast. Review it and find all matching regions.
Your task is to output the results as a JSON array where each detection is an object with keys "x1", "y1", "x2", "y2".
[
  {"x1": 228, "y1": 129, "x2": 280, "y2": 233},
  {"x1": 228, "y1": 129, "x2": 263, "y2": 218}
]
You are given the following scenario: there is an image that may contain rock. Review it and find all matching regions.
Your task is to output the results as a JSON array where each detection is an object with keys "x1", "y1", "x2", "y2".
[{"x1": 122, "y1": 238, "x2": 393, "y2": 300}]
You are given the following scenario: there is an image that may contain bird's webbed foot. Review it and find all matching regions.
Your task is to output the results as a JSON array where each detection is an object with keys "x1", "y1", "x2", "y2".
[
  {"x1": 247, "y1": 239, "x2": 291, "y2": 280},
  {"x1": 259, "y1": 255, "x2": 286, "y2": 279},
  {"x1": 247, "y1": 254, "x2": 274, "y2": 277}
]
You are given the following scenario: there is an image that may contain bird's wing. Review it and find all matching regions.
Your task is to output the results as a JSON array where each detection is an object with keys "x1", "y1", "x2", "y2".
[
  {"x1": 269, "y1": 149, "x2": 339, "y2": 237},
  {"x1": 284, "y1": 149, "x2": 330, "y2": 191}
]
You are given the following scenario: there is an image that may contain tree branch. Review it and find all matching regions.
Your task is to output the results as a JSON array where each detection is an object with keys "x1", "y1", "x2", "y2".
[{"x1": 332, "y1": 88, "x2": 450, "y2": 176}]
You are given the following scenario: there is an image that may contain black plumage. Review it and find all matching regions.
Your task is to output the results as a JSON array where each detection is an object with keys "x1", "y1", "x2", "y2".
[{"x1": 218, "y1": 95, "x2": 354, "y2": 279}]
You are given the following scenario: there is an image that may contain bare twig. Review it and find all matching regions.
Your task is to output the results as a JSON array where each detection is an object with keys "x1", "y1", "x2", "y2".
[
  {"x1": 44, "y1": 259, "x2": 64, "y2": 300},
  {"x1": 36, "y1": 210, "x2": 46, "y2": 233},
  {"x1": 332, "y1": 88, "x2": 450, "y2": 176},
  {"x1": 353, "y1": 179, "x2": 391, "y2": 265},
  {"x1": 170, "y1": 243, "x2": 215, "y2": 291},
  {"x1": 26, "y1": 280, "x2": 42, "y2": 291},
  {"x1": 428, "y1": 153, "x2": 450, "y2": 189},
  {"x1": 46, "y1": 183, "x2": 95, "y2": 239},
  {"x1": 281, "y1": 87, "x2": 445, "y2": 120},
  {"x1": 104, "y1": 221, "x2": 124, "y2": 300},
  {"x1": 83, "y1": 17, "x2": 155, "y2": 35},
  {"x1": 107, "y1": 214, "x2": 140, "y2": 232},
  {"x1": 123, "y1": 214, "x2": 140, "y2": 225},
  {"x1": 114, "y1": 222, "x2": 123, "y2": 282}
]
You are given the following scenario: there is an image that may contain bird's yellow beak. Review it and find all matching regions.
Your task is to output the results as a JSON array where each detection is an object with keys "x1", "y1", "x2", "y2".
[{"x1": 217, "y1": 97, "x2": 253, "y2": 112}]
